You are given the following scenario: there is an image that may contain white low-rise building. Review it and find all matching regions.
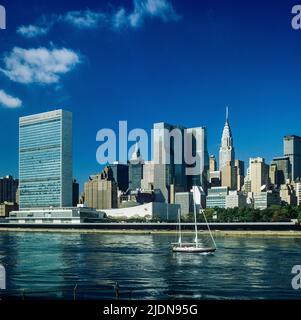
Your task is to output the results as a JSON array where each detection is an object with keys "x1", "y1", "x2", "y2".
[
  {"x1": 99, "y1": 202, "x2": 180, "y2": 221},
  {"x1": 9, "y1": 207, "x2": 105, "y2": 224},
  {"x1": 253, "y1": 192, "x2": 280, "y2": 210},
  {"x1": 226, "y1": 191, "x2": 247, "y2": 209}
]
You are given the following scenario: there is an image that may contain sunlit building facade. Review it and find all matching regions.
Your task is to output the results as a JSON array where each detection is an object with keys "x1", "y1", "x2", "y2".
[{"x1": 19, "y1": 110, "x2": 73, "y2": 209}]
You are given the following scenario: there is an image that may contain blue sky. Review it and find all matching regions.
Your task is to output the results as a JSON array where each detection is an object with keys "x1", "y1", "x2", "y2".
[{"x1": 0, "y1": 0, "x2": 301, "y2": 189}]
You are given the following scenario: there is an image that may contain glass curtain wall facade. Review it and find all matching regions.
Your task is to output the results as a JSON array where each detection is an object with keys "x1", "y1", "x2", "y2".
[
  {"x1": 19, "y1": 110, "x2": 72, "y2": 209},
  {"x1": 153, "y1": 122, "x2": 209, "y2": 203},
  {"x1": 284, "y1": 135, "x2": 301, "y2": 182}
]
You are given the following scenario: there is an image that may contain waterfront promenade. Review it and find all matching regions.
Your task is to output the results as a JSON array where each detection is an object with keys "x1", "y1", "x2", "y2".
[{"x1": 0, "y1": 222, "x2": 300, "y2": 235}]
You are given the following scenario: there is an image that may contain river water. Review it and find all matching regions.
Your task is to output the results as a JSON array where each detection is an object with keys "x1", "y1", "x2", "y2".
[{"x1": 0, "y1": 232, "x2": 300, "y2": 300}]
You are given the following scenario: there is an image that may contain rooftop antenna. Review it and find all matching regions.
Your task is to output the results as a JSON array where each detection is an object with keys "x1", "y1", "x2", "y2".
[{"x1": 226, "y1": 106, "x2": 229, "y2": 123}]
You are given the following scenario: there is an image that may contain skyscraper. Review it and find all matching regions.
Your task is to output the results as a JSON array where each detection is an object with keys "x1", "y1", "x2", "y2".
[
  {"x1": 271, "y1": 156, "x2": 291, "y2": 185},
  {"x1": 219, "y1": 107, "x2": 235, "y2": 170},
  {"x1": 84, "y1": 167, "x2": 118, "y2": 210},
  {"x1": 186, "y1": 126, "x2": 209, "y2": 190},
  {"x1": 235, "y1": 160, "x2": 245, "y2": 191},
  {"x1": 209, "y1": 155, "x2": 217, "y2": 172},
  {"x1": 153, "y1": 122, "x2": 186, "y2": 203},
  {"x1": 0, "y1": 175, "x2": 18, "y2": 203},
  {"x1": 153, "y1": 122, "x2": 209, "y2": 203},
  {"x1": 72, "y1": 179, "x2": 79, "y2": 207},
  {"x1": 249, "y1": 157, "x2": 269, "y2": 195},
  {"x1": 128, "y1": 143, "x2": 144, "y2": 191},
  {"x1": 19, "y1": 110, "x2": 73, "y2": 209},
  {"x1": 284, "y1": 135, "x2": 301, "y2": 181},
  {"x1": 141, "y1": 161, "x2": 155, "y2": 190},
  {"x1": 221, "y1": 161, "x2": 237, "y2": 190},
  {"x1": 110, "y1": 163, "x2": 129, "y2": 192}
]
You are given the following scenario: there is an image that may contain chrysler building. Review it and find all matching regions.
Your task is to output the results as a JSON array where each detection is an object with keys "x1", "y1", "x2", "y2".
[{"x1": 219, "y1": 107, "x2": 235, "y2": 169}]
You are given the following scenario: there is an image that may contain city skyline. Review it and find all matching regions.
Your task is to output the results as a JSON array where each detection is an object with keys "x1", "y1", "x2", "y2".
[
  {"x1": 1, "y1": 0, "x2": 301, "y2": 189},
  {"x1": 1, "y1": 105, "x2": 301, "y2": 191},
  {"x1": 1, "y1": 106, "x2": 300, "y2": 191}
]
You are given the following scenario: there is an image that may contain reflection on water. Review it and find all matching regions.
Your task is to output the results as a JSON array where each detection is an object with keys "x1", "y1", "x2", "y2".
[{"x1": 0, "y1": 232, "x2": 301, "y2": 299}]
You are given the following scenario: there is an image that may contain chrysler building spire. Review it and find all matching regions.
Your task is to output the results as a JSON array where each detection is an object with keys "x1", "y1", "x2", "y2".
[{"x1": 219, "y1": 107, "x2": 235, "y2": 169}]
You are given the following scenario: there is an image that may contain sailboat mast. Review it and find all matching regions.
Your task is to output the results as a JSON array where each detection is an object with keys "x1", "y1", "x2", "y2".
[
  {"x1": 178, "y1": 208, "x2": 182, "y2": 246},
  {"x1": 202, "y1": 208, "x2": 217, "y2": 249},
  {"x1": 193, "y1": 192, "x2": 198, "y2": 247}
]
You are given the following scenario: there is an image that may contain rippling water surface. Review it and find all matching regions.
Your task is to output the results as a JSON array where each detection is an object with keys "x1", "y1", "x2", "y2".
[{"x1": 0, "y1": 232, "x2": 301, "y2": 299}]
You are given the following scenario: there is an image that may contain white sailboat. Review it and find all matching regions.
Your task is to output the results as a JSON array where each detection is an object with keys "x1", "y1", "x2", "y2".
[{"x1": 171, "y1": 186, "x2": 217, "y2": 253}]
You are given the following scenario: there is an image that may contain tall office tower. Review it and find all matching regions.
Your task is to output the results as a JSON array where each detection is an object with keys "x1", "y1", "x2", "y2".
[
  {"x1": 110, "y1": 162, "x2": 129, "y2": 192},
  {"x1": 284, "y1": 135, "x2": 301, "y2": 181},
  {"x1": 269, "y1": 163, "x2": 277, "y2": 186},
  {"x1": 128, "y1": 143, "x2": 144, "y2": 191},
  {"x1": 141, "y1": 161, "x2": 155, "y2": 190},
  {"x1": 249, "y1": 157, "x2": 269, "y2": 195},
  {"x1": 296, "y1": 182, "x2": 301, "y2": 206},
  {"x1": 219, "y1": 107, "x2": 235, "y2": 170},
  {"x1": 243, "y1": 167, "x2": 252, "y2": 193},
  {"x1": 271, "y1": 156, "x2": 291, "y2": 186},
  {"x1": 235, "y1": 160, "x2": 245, "y2": 191},
  {"x1": 186, "y1": 127, "x2": 209, "y2": 190},
  {"x1": 279, "y1": 184, "x2": 297, "y2": 206},
  {"x1": 209, "y1": 170, "x2": 221, "y2": 187},
  {"x1": 0, "y1": 175, "x2": 18, "y2": 203},
  {"x1": 84, "y1": 167, "x2": 118, "y2": 210},
  {"x1": 221, "y1": 161, "x2": 237, "y2": 190},
  {"x1": 19, "y1": 110, "x2": 73, "y2": 209},
  {"x1": 153, "y1": 122, "x2": 187, "y2": 203},
  {"x1": 153, "y1": 122, "x2": 209, "y2": 203},
  {"x1": 72, "y1": 179, "x2": 79, "y2": 207},
  {"x1": 209, "y1": 155, "x2": 217, "y2": 172}
]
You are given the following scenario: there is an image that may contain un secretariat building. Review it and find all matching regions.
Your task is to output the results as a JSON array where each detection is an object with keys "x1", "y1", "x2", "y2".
[{"x1": 19, "y1": 110, "x2": 73, "y2": 209}]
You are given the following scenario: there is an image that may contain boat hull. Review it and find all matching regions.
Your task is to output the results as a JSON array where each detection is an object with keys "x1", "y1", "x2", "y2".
[{"x1": 172, "y1": 246, "x2": 216, "y2": 253}]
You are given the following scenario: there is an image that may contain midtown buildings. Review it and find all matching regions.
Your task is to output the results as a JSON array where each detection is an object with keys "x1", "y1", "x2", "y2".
[
  {"x1": 19, "y1": 110, "x2": 73, "y2": 209},
  {"x1": 249, "y1": 157, "x2": 269, "y2": 195},
  {"x1": 72, "y1": 179, "x2": 79, "y2": 207},
  {"x1": 84, "y1": 166, "x2": 118, "y2": 210},
  {"x1": 271, "y1": 156, "x2": 291, "y2": 186},
  {"x1": 219, "y1": 108, "x2": 244, "y2": 192},
  {"x1": 235, "y1": 160, "x2": 245, "y2": 191},
  {"x1": 253, "y1": 191, "x2": 280, "y2": 210},
  {"x1": 4, "y1": 106, "x2": 301, "y2": 218},
  {"x1": 141, "y1": 161, "x2": 155, "y2": 190},
  {"x1": 206, "y1": 187, "x2": 228, "y2": 209},
  {"x1": 284, "y1": 135, "x2": 301, "y2": 181},
  {"x1": 175, "y1": 192, "x2": 194, "y2": 214},
  {"x1": 219, "y1": 107, "x2": 235, "y2": 169},
  {"x1": 221, "y1": 161, "x2": 237, "y2": 190},
  {"x1": 153, "y1": 122, "x2": 209, "y2": 203},
  {"x1": 209, "y1": 155, "x2": 217, "y2": 172},
  {"x1": 225, "y1": 191, "x2": 247, "y2": 209},
  {"x1": 0, "y1": 175, "x2": 18, "y2": 204},
  {"x1": 153, "y1": 122, "x2": 187, "y2": 203},
  {"x1": 0, "y1": 202, "x2": 18, "y2": 217},
  {"x1": 128, "y1": 143, "x2": 144, "y2": 191},
  {"x1": 9, "y1": 207, "x2": 104, "y2": 224},
  {"x1": 110, "y1": 163, "x2": 129, "y2": 192}
]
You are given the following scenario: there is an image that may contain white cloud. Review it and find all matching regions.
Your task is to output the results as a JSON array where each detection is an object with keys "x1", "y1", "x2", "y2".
[
  {"x1": 17, "y1": 10, "x2": 105, "y2": 38},
  {"x1": 17, "y1": 24, "x2": 50, "y2": 38},
  {"x1": 62, "y1": 9, "x2": 106, "y2": 29},
  {"x1": 16, "y1": 0, "x2": 179, "y2": 37},
  {"x1": 125, "y1": 0, "x2": 180, "y2": 28},
  {"x1": 112, "y1": 8, "x2": 129, "y2": 29},
  {"x1": 0, "y1": 47, "x2": 81, "y2": 84},
  {"x1": 0, "y1": 90, "x2": 22, "y2": 108}
]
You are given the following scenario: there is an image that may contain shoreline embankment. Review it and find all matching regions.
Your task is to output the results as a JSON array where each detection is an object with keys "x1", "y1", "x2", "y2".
[{"x1": 0, "y1": 222, "x2": 301, "y2": 237}]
